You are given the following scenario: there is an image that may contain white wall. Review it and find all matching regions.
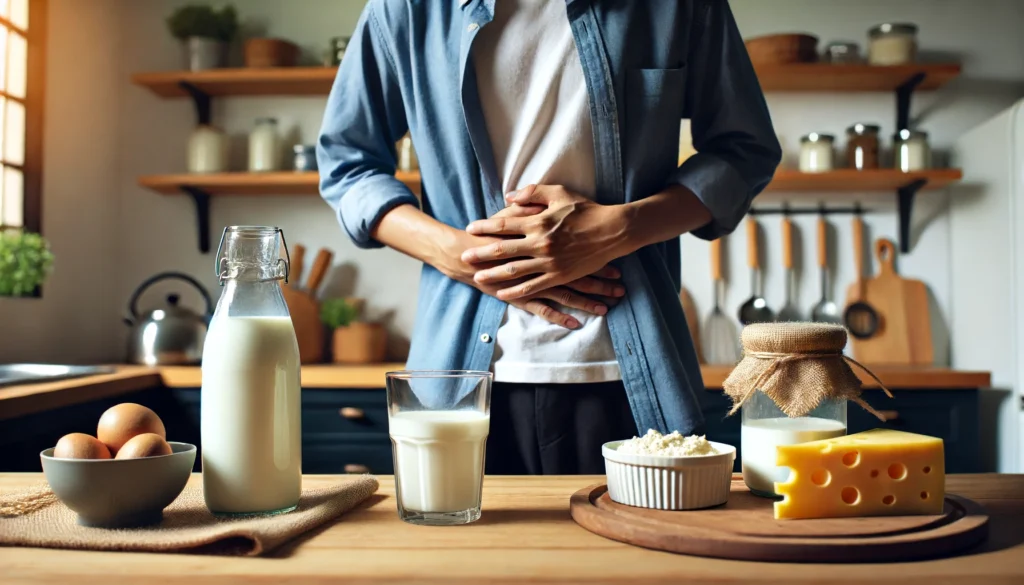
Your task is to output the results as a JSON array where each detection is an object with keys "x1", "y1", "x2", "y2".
[{"x1": 0, "y1": 0, "x2": 120, "y2": 363}]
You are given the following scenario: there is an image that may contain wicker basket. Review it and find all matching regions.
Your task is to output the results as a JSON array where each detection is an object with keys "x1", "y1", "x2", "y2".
[
  {"x1": 745, "y1": 34, "x2": 819, "y2": 66},
  {"x1": 244, "y1": 38, "x2": 299, "y2": 68}
]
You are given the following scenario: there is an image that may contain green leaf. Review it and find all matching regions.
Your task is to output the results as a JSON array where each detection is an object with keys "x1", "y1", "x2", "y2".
[{"x1": 320, "y1": 298, "x2": 359, "y2": 329}]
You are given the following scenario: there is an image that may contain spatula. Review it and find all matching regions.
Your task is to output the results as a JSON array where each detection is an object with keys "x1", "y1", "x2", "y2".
[{"x1": 703, "y1": 237, "x2": 741, "y2": 365}]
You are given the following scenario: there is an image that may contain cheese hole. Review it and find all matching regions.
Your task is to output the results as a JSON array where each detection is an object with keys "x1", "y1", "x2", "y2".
[
  {"x1": 841, "y1": 487, "x2": 860, "y2": 505},
  {"x1": 810, "y1": 469, "x2": 831, "y2": 486},
  {"x1": 821, "y1": 443, "x2": 834, "y2": 454},
  {"x1": 888, "y1": 463, "x2": 907, "y2": 480},
  {"x1": 920, "y1": 491, "x2": 929, "y2": 500},
  {"x1": 842, "y1": 450, "x2": 860, "y2": 467},
  {"x1": 923, "y1": 466, "x2": 932, "y2": 474},
  {"x1": 870, "y1": 469, "x2": 879, "y2": 478},
  {"x1": 882, "y1": 495, "x2": 895, "y2": 505}
]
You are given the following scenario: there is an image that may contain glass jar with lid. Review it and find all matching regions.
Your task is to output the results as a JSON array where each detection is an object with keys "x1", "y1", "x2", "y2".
[
  {"x1": 824, "y1": 42, "x2": 861, "y2": 64},
  {"x1": 201, "y1": 226, "x2": 301, "y2": 516},
  {"x1": 799, "y1": 133, "x2": 835, "y2": 173},
  {"x1": 867, "y1": 23, "x2": 918, "y2": 65},
  {"x1": 248, "y1": 118, "x2": 281, "y2": 172},
  {"x1": 894, "y1": 129, "x2": 931, "y2": 171},
  {"x1": 846, "y1": 124, "x2": 881, "y2": 170}
]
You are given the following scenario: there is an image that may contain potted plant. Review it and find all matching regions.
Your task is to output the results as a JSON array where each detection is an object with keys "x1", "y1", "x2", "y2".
[
  {"x1": 320, "y1": 298, "x2": 388, "y2": 364},
  {"x1": 0, "y1": 231, "x2": 54, "y2": 297},
  {"x1": 166, "y1": 4, "x2": 238, "y2": 71}
]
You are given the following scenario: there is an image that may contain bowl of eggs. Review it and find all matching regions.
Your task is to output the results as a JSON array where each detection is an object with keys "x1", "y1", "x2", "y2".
[{"x1": 40, "y1": 402, "x2": 196, "y2": 527}]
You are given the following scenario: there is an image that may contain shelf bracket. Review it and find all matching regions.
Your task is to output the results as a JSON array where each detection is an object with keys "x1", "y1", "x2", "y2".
[
  {"x1": 181, "y1": 186, "x2": 212, "y2": 253},
  {"x1": 897, "y1": 178, "x2": 927, "y2": 254},
  {"x1": 895, "y1": 72, "x2": 926, "y2": 132},
  {"x1": 179, "y1": 81, "x2": 211, "y2": 126}
]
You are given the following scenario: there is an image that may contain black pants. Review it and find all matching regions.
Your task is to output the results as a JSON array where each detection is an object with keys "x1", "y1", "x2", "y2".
[{"x1": 484, "y1": 381, "x2": 637, "y2": 475}]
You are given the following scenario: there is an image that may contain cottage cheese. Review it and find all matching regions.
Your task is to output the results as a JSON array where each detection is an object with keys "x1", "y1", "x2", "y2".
[{"x1": 617, "y1": 430, "x2": 719, "y2": 457}]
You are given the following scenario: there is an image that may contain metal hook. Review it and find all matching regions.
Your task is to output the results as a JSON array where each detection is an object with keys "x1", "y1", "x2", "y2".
[
  {"x1": 279, "y1": 228, "x2": 291, "y2": 284},
  {"x1": 215, "y1": 228, "x2": 229, "y2": 285}
]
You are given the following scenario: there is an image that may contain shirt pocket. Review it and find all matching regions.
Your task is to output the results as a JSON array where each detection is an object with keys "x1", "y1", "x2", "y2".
[{"x1": 624, "y1": 67, "x2": 688, "y2": 191}]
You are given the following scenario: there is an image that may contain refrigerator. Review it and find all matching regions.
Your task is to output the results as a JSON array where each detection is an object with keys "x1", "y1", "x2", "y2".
[{"x1": 951, "y1": 98, "x2": 1024, "y2": 473}]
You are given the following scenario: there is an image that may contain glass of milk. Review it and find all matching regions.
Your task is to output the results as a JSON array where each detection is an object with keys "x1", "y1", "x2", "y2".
[
  {"x1": 201, "y1": 226, "x2": 301, "y2": 516},
  {"x1": 741, "y1": 393, "x2": 847, "y2": 498},
  {"x1": 386, "y1": 370, "x2": 492, "y2": 526}
]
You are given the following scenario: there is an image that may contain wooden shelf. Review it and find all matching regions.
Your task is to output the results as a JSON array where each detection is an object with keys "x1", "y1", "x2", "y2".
[
  {"x1": 131, "y1": 63, "x2": 961, "y2": 99},
  {"x1": 131, "y1": 67, "x2": 337, "y2": 98},
  {"x1": 138, "y1": 171, "x2": 420, "y2": 196},
  {"x1": 765, "y1": 168, "x2": 963, "y2": 192},
  {"x1": 754, "y1": 63, "x2": 961, "y2": 92}
]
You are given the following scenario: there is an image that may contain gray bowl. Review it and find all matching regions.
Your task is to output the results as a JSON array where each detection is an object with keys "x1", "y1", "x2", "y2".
[{"x1": 40, "y1": 442, "x2": 196, "y2": 527}]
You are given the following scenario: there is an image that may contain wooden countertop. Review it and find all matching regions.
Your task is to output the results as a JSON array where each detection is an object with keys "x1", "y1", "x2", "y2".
[
  {"x1": 0, "y1": 364, "x2": 992, "y2": 421},
  {"x1": 0, "y1": 473, "x2": 1021, "y2": 584}
]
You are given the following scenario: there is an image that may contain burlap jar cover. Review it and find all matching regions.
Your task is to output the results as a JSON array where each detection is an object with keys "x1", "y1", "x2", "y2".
[{"x1": 723, "y1": 322, "x2": 893, "y2": 420}]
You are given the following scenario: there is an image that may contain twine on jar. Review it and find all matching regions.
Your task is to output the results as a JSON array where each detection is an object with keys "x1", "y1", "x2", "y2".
[{"x1": 727, "y1": 350, "x2": 894, "y2": 421}]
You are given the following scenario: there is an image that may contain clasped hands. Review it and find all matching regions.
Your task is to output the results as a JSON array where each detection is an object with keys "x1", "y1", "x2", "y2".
[{"x1": 451, "y1": 184, "x2": 631, "y2": 330}]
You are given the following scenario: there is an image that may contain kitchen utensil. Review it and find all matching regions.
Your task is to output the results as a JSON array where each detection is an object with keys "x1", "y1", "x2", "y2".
[
  {"x1": 703, "y1": 238, "x2": 741, "y2": 365},
  {"x1": 602, "y1": 440, "x2": 735, "y2": 510},
  {"x1": 290, "y1": 244, "x2": 306, "y2": 284},
  {"x1": 0, "y1": 365, "x2": 117, "y2": 388},
  {"x1": 679, "y1": 286, "x2": 703, "y2": 363},
  {"x1": 777, "y1": 216, "x2": 802, "y2": 321},
  {"x1": 843, "y1": 214, "x2": 880, "y2": 339},
  {"x1": 570, "y1": 482, "x2": 988, "y2": 563},
  {"x1": 738, "y1": 217, "x2": 775, "y2": 325},
  {"x1": 281, "y1": 246, "x2": 333, "y2": 364},
  {"x1": 744, "y1": 33, "x2": 819, "y2": 65},
  {"x1": 124, "y1": 272, "x2": 213, "y2": 365},
  {"x1": 848, "y1": 239, "x2": 933, "y2": 365},
  {"x1": 40, "y1": 442, "x2": 196, "y2": 527},
  {"x1": 810, "y1": 216, "x2": 842, "y2": 324}
]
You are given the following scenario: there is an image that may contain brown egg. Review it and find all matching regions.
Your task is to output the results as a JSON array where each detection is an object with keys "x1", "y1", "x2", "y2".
[
  {"x1": 97, "y1": 403, "x2": 166, "y2": 455},
  {"x1": 114, "y1": 433, "x2": 172, "y2": 459},
  {"x1": 53, "y1": 433, "x2": 112, "y2": 460}
]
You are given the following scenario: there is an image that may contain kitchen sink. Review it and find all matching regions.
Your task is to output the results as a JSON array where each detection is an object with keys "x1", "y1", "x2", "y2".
[{"x1": 0, "y1": 364, "x2": 117, "y2": 388}]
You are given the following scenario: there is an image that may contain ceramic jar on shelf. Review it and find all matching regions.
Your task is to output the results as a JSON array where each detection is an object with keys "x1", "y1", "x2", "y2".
[
  {"x1": 248, "y1": 118, "x2": 281, "y2": 172},
  {"x1": 187, "y1": 125, "x2": 228, "y2": 173}
]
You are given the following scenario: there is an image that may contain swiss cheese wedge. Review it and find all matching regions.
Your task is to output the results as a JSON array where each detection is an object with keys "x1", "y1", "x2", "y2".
[{"x1": 774, "y1": 429, "x2": 944, "y2": 520}]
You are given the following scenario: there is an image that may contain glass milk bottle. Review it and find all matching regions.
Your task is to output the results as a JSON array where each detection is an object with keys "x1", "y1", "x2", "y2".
[{"x1": 201, "y1": 226, "x2": 301, "y2": 515}]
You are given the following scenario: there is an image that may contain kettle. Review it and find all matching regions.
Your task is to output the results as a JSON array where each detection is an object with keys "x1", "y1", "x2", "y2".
[{"x1": 124, "y1": 272, "x2": 213, "y2": 365}]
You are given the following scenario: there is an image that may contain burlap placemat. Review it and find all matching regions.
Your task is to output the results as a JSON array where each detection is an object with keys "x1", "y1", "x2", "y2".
[{"x1": 0, "y1": 476, "x2": 378, "y2": 556}]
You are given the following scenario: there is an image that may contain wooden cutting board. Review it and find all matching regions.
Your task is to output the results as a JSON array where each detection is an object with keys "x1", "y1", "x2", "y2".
[
  {"x1": 281, "y1": 245, "x2": 332, "y2": 364},
  {"x1": 570, "y1": 482, "x2": 988, "y2": 563},
  {"x1": 846, "y1": 239, "x2": 934, "y2": 365}
]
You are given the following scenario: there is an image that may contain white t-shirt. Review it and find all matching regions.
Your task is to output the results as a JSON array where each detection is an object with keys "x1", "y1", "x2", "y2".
[{"x1": 473, "y1": 0, "x2": 621, "y2": 384}]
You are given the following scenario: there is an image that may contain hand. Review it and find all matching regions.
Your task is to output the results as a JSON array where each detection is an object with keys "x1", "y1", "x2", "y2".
[
  {"x1": 437, "y1": 224, "x2": 622, "y2": 330},
  {"x1": 463, "y1": 184, "x2": 631, "y2": 301}
]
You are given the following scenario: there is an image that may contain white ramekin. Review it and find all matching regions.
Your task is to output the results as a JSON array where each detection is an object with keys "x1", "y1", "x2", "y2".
[{"x1": 602, "y1": 440, "x2": 736, "y2": 510}]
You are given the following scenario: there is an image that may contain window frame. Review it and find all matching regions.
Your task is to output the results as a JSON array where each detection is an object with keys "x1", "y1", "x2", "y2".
[{"x1": 0, "y1": 0, "x2": 46, "y2": 234}]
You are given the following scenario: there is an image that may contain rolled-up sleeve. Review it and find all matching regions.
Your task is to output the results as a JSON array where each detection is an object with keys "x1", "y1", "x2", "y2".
[
  {"x1": 671, "y1": 0, "x2": 782, "y2": 240},
  {"x1": 317, "y1": 5, "x2": 418, "y2": 249}
]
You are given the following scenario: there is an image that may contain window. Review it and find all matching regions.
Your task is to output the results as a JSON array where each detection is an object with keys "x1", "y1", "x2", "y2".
[{"x1": 0, "y1": 0, "x2": 44, "y2": 233}]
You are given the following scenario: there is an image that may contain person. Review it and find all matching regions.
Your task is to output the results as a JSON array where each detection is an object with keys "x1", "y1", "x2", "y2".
[{"x1": 317, "y1": 0, "x2": 781, "y2": 474}]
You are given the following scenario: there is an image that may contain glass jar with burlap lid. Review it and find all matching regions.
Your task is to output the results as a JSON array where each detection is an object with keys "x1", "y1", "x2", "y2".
[{"x1": 723, "y1": 322, "x2": 893, "y2": 498}]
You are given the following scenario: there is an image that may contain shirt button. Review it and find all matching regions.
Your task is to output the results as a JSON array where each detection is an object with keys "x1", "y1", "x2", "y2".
[
  {"x1": 467, "y1": 23, "x2": 479, "y2": 32},
  {"x1": 479, "y1": 333, "x2": 492, "y2": 343}
]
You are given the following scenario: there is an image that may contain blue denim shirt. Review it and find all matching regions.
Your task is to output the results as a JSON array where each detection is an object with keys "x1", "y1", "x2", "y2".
[{"x1": 318, "y1": 0, "x2": 781, "y2": 435}]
